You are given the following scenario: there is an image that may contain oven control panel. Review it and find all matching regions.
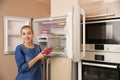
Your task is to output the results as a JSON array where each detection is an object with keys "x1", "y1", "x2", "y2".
[
  {"x1": 86, "y1": 44, "x2": 120, "y2": 52},
  {"x1": 95, "y1": 55, "x2": 104, "y2": 61}
]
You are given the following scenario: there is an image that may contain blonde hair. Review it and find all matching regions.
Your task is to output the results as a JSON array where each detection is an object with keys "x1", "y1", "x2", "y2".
[{"x1": 20, "y1": 25, "x2": 33, "y2": 34}]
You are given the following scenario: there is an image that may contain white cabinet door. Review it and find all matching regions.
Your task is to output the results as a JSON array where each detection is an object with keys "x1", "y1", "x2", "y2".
[{"x1": 4, "y1": 16, "x2": 31, "y2": 54}]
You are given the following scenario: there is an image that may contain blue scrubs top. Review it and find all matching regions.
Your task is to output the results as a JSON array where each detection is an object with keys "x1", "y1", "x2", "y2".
[{"x1": 15, "y1": 44, "x2": 42, "y2": 80}]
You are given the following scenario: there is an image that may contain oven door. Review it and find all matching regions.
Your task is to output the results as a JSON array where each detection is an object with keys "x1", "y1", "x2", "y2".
[{"x1": 82, "y1": 61, "x2": 120, "y2": 80}]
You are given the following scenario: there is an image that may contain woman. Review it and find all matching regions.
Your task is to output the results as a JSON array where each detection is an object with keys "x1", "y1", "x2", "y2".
[{"x1": 15, "y1": 25, "x2": 47, "y2": 80}]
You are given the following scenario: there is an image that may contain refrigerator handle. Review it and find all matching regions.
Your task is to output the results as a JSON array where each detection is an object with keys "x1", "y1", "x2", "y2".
[
  {"x1": 80, "y1": 8, "x2": 86, "y2": 59},
  {"x1": 46, "y1": 57, "x2": 51, "y2": 80},
  {"x1": 42, "y1": 59, "x2": 46, "y2": 80}
]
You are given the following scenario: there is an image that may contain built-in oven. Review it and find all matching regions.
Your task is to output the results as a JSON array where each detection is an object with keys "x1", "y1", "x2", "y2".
[
  {"x1": 82, "y1": 18, "x2": 120, "y2": 80},
  {"x1": 83, "y1": 18, "x2": 120, "y2": 63},
  {"x1": 82, "y1": 60, "x2": 120, "y2": 80}
]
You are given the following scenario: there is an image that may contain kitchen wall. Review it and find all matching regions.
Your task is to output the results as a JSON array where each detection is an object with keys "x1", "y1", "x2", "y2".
[{"x1": 0, "y1": 0, "x2": 50, "y2": 80}]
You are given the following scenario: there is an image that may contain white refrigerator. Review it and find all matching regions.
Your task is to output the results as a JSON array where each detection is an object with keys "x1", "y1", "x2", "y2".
[{"x1": 4, "y1": 5, "x2": 85, "y2": 80}]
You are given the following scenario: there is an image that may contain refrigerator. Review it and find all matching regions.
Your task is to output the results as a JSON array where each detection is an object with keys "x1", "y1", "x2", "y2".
[{"x1": 4, "y1": 5, "x2": 85, "y2": 80}]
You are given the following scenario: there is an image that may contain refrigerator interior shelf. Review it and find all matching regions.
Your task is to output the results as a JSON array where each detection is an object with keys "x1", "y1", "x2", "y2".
[
  {"x1": 37, "y1": 36, "x2": 66, "y2": 41},
  {"x1": 48, "y1": 52, "x2": 65, "y2": 57},
  {"x1": 51, "y1": 52, "x2": 65, "y2": 54}
]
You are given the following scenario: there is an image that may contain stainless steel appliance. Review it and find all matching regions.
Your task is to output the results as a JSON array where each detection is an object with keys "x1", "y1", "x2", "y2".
[
  {"x1": 82, "y1": 60, "x2": 120, "y2": 80},
  {"x1": 83, "y1": 18, "x2": 120, "y2": 63},
  {"x1": 86, "y1": 18, "x2": 120, "y2": 52},
  {"x1": 82, "y1": 18, "x2": 120, "y2": 80}
]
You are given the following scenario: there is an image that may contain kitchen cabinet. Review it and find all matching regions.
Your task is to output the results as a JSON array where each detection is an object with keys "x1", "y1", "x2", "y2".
[
  {"x1": 79, "y1": 1, "x2": 108, "y2": 20},
  {"x1": 107, "y1": 1, "x2": 120, "y2": 18},
  {"x1": 80, "y1": 0, "x2": 120, "y2": 20}
]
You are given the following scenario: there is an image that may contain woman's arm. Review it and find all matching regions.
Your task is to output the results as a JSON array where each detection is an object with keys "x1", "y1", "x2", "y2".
[
  {"x1": 28, "y1": 51, "x2": 46, "y2": 69},
  {"x1": 15, "y1": 46, "x2": 29, "y2": 72}
]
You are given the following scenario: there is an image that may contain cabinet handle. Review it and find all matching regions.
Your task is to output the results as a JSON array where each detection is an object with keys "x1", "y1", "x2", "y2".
[
  {"x1": 83, "y1": 62, "x2": 117, "y2": 69},
  {"x1": 86, "y1": 13, "x2": 115, "y2": 18},
  {"x1": 46, "y1": 58, "x2": 50, "y2": 80},
  {"x1": 42, "y1": 61, "x2": 45, "y2": 80}
]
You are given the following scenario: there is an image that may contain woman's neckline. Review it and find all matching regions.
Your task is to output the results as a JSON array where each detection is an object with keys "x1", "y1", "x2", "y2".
[{"x1": 21, "y1": 44, "x2": 35, "y2": 49}]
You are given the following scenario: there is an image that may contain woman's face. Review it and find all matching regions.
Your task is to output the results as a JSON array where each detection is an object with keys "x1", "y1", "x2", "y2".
[{"x1": 21, "y1": 28, "x2": 34, "y2": 43}]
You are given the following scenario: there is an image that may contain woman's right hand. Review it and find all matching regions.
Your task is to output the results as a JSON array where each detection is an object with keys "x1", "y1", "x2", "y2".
[
  {"x1": 37, "y1": 53, "x2": 47, "y2": 60},
  {"x1": 37, "y1": 48, "x2": 48, "y2": 60},
  {"x1": 28, "y1": 50, "x2": 47, "y2": 69}
]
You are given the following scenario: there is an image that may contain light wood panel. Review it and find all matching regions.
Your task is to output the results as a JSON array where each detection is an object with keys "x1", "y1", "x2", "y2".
[
  {"x1": 50, "y1": 57, "x2": 72, "y2": 80},
  {"x1": 51, "y1": 0, "x2": 74, "y2": 17}
]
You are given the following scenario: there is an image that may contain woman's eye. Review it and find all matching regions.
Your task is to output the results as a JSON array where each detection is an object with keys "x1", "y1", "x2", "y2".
[{"x1": 22, "y1": 33, "x2": 26, "y2": 35}]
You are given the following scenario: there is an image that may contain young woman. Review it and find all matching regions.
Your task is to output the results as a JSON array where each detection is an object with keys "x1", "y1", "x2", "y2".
[{"x1": 15, "y1": 25, "x2": 47, "y2": 80}]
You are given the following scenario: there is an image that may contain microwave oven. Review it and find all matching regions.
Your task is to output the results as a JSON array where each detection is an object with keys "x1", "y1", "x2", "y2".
[{"x1": 85, "y1": 18, "x2": 120, "y2": 52}]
